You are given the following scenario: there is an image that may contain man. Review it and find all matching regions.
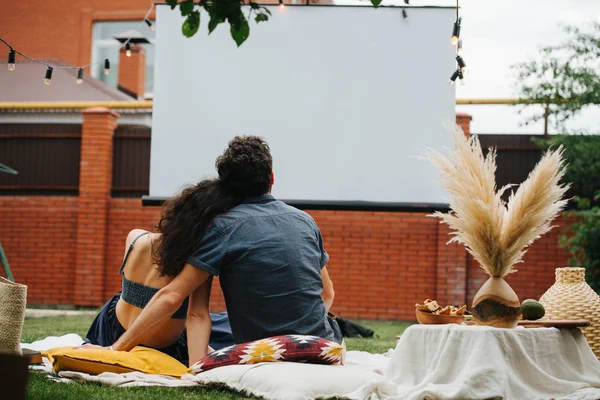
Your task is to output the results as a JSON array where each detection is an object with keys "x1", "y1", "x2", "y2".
[{"x1": 107, "y1": 136, "x2": 341, "y2": 365}]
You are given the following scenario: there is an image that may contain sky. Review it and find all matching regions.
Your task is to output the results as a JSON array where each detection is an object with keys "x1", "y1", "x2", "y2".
[{"x1": 334, "y1": 0, "x2": 600, "y2": 134}]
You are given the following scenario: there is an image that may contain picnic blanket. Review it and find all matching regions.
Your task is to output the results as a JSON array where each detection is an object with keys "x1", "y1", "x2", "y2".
[{"x1": 23, "y1": 325, "x2": 600, "y2": 400}]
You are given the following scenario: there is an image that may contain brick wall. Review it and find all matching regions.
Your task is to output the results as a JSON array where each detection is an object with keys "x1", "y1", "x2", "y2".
[
  {"x1": 0, "y1": 194, "x2": 572, "y2": 319},
  {"x1": 0, "y1": 108, "x2": 573, "y2": 319},
  {"x1": 0, "y1": 196, "x2": 78, "y2": 304}
]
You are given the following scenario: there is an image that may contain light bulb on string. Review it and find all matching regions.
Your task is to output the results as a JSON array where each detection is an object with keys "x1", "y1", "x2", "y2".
[
  {"x1": 144, "y1": 19, "x2": 155, "y2": 31},
  {"x1": 77, "y1": 68, "x2": 84, "y2": 84},
  {"x1": 451, "y1": 18, "x2": 461, "y2": 46},
  {"x1": 44, "y1": 66, "x2": 53, "y2": 85},
  {"x1": 125, "y1": 42, "x2": 132, "y2": 57},
  {"x1": 458, "y1": 69, "x2": 465, "y2": 85},
  {"x1": 448, "y1": 69, "x2": 460, "y2": 86},
  {"x1": 8, "y1": 49, "x2": 15, "y2": 71},
  {"x1": 279, "y1": 0, "x2": 284, "y2": 8},
  {"x1": 455, "y1": 55, "x2": 466, "y2": 71},
  {"x1": 104, "y1": 59, "x2": 110, "y2": 75}
]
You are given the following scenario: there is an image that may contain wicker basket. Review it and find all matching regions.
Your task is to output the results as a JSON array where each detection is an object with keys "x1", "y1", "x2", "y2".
[
  {"x1": 0, "y1": 276, "x2": 27, "y2": 355},
  {"x1": 539, "y1": 267, "x2": 600, "y2": 359}
]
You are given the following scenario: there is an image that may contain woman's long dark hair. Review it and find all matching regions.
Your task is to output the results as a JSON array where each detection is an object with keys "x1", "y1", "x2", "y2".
[
  {"x1": 152, "y1": 136, "x2": 273, "y2": 277},
  {"x1": 152, "y1": 179, "x2": 240, "y2": 277}
]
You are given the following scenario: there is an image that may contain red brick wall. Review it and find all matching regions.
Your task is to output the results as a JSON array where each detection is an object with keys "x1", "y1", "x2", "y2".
[
  {"x1": 311, "y1": 211, "x2": 439, "y2": 320},
  {"x1": 0, "y1": 196, "x2": 78, "y2": 304},
  {"x1": 0, "y1": 195, "x2": 572, "y2": 319}
]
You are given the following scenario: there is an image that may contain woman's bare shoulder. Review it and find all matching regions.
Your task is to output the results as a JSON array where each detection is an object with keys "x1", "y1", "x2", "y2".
[{"x1": 125, "y1": 229, "x2": 152, "y2": 247}]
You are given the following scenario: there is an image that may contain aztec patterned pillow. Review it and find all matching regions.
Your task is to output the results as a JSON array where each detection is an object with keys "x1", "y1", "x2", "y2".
[{"x1": 189, "y1": 335, "x2": 344, "y2": 374}]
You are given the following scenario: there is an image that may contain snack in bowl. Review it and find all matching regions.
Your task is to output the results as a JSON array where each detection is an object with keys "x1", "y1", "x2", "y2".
[{"x1": 415, "y1": 299, "x2": 468, "y2": 325}]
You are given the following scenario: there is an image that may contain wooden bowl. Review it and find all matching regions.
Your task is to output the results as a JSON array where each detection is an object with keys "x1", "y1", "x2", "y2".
[{"x1": 416, "y1": 309, "x2": 465, "y2": 325}]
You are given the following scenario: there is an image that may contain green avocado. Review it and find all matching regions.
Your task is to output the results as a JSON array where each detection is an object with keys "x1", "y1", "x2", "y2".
[{"x1": 521, "y1": 299, "x2": 545, "y2": 320}]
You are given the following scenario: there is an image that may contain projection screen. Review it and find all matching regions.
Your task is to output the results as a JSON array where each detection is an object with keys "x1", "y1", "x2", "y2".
[{"x1": 148, "y1": 4, "x2": 456, "y2": 210}]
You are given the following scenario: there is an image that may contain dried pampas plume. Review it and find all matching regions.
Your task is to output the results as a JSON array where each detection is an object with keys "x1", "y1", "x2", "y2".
[{"x1": 426, "y1": 121, "x2": 570, "y2": 278}]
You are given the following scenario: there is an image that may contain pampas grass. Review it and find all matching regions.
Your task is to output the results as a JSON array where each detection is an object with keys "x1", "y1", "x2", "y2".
[{"x1": 427, "y1": 122, "x2": 570, "y2": 278}]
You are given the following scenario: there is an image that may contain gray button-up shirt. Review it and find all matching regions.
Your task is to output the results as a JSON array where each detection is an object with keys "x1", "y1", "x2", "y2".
[{"x1": 186, "y1": 194, "x2": 342, "y2": 344}]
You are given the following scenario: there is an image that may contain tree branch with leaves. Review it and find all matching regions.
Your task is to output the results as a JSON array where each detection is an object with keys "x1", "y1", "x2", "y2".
[
  {"x1": 512, "y1": 22, "x2": 600, "y2": 131},
  {"x1": 167, "y1": 0, "x2": 382, "y2": 46}
]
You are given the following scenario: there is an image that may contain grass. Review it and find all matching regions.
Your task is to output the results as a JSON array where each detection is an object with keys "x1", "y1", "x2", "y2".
[{"x1": 23, "y1": 315, "x2": 411, "y2": 400}]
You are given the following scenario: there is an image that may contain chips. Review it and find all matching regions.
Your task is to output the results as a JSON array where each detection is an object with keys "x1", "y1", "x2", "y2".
[{"x1": 415, "y1": 299, "x2": 468, "y2": 316}]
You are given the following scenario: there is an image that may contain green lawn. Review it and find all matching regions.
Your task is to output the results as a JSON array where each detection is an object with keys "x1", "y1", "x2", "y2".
[{"x1": 23, "y1": 315, "x2": 411, "y2": 400}]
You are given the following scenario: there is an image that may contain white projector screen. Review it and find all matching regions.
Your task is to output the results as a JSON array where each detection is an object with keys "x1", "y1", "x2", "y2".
[{"x1": 149, "y1": 5, "x2": 456, "y2": 208}]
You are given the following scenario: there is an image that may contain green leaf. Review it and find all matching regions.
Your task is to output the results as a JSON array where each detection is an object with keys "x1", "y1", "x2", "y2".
[
  {"x1": 166, "y1": 0, "x2": 178, "y2": 10},
  {"x1": 255, "y1": 13, "x2": 268, "y2": 23},
  {"x1": 208, "y1": 15, "x2": 224, "y2": 34},
  {"x1": 180, "y1": 0, "x2": 195, "y2": 16},
  {"x1": 230, "y1": 15, "x2": 250, "y2": 47},
  {"x1": 371, "y1": 0, "x2": 383, "y2": 8},
  {"x1": 182, "y1": 11, "x2": 201, "y2": 38}
]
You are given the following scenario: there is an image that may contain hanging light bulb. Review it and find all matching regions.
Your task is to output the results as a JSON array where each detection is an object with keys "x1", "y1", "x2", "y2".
[
  {"x1": 125, "y1": 42, "x2": 132, "y2": 57},
  {"x1": 104, "y1": 59, "x2": 110, "y2": 75},
  {"x1": 402, "y1": 9, "x2": 408, "y2": 20},
  {"x1": 77, "y1": 68, "x2": 84, "y2": 84},
  {"x1": 279, "y1": 0, "x2": 284, "y2": 8},
  {"x1": 455, "y1": 55, "x2": 466, "y2": 71},
  {"x1": 44, "y1": 66, "x2": 53, "y2": 85},
  {"x1": 457, "y1": 39, "x2": 463, "y2": 56},
  {"x1": 451, "y1": 18, "x2": 461, "y2": 46},
  {"x1": 8, "y1": 49, "x2": 16, "y2": 71},
  {"x1": 458, "y1": 69, "x2": 465, "y2": 85},
  {"x1": 448, "y1": 69, "x2": 460, "y2": 86},
  {"x1": 144, "y1": 19, "x2": 155, "y2": 31}
]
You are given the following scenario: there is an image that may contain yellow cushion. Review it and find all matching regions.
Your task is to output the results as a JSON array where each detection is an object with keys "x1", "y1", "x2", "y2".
[{"x1": 41, "y1": 346, "x2": 188, "y2": 378}]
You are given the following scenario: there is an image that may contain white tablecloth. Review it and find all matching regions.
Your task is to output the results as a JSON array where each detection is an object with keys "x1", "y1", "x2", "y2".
[{"x1": 385, "y1": 324, "x2": 600, "y2": 400}]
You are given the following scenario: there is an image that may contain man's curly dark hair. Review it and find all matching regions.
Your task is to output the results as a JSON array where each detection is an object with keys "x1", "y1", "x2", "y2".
[
  {"x1": 152, "y1": 136, "x2": 272, "y2": 277},
  {"x1": 216, "y1": 136, "x2": 273, "y2": 198}
]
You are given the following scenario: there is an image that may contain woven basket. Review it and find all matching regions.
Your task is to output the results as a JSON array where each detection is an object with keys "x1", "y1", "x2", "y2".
[
  {"x1": 539, "y1": 267, "x2": 600, "y2": 359},
  {"x1": 0, "y1": 276, "x2": 27, "y2": 355}
]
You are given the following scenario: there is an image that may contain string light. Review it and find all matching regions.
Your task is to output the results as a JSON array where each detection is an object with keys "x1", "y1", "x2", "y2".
[
  {"x1": 0, "y1": 2, "x2": 154, "y2": 87},
  {"x1": 8, "y1": 49, "x2": 15, "y2": 71},
  {"x1": 456, "y1": 55, "x2": 466, "y2": 71},
  {"x1": 451, "y1": 18, "x2": 461, "y2": 46},
  {"x1": 44, "y1": 66, "x2": 53, "y2": 85},
  {"x1": 144, "y1": 18, "x2": 155, "y2": 31},
  {"x1": 448, "y1": 0, "x2": 466, "y2": 86},
  {"x1": 279, "y1": 0, "x2": 284, "y2": 8},
  {"x1": 448, "y1": 69, "x2": 460, "y2": 85},
  {"x1": 402, "y1": 9, "x2": 408, "y2": 20}
]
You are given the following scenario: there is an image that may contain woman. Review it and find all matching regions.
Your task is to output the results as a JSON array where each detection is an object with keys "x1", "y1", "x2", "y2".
[{"x1": 83, "y1": 179, "x2": 240, "y2": 366}]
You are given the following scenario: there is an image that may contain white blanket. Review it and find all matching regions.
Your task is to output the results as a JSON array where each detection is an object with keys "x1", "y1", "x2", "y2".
[
  {"x1": 24, "y1": 326, "x2": 600, "y2": 400},
  {"x1": 386, "y1": 325, "x2": 600, "y2": 400}
]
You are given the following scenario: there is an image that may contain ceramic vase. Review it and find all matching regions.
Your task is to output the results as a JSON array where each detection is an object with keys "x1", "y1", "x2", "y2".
[{"x1": 472, "y1": 276, "x2": 521, "y2": 328}]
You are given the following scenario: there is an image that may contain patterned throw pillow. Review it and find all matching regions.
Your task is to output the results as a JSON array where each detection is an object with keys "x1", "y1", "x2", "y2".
[{"x1": 189, "y1": 335, "x2": 344, "y2": 374}]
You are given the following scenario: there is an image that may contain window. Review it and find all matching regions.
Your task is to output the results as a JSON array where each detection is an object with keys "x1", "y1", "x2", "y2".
[{"x1": 91, "y1": 21, "x2": 155, "y2": 98}]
